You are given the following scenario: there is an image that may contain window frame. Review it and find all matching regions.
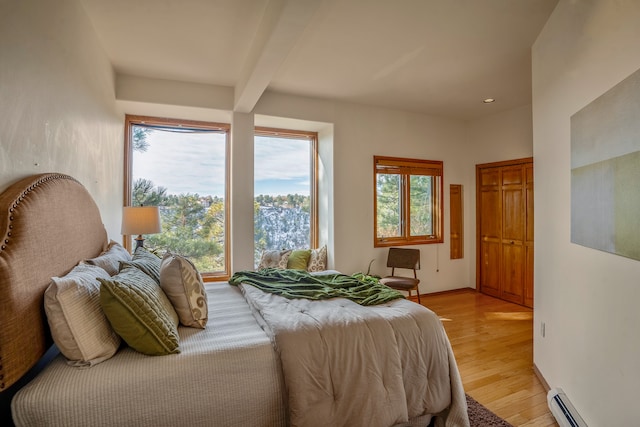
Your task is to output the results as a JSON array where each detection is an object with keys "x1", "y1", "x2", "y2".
[
  {"x1": 124, "y1": 114, "x2": 231, "y2": 281},
  {"x1": 373, "y1": 155, "x2": 444, "y2": 247},
  {"x1": 254, "y1": 126, "x2": 319, "y2": 251}
]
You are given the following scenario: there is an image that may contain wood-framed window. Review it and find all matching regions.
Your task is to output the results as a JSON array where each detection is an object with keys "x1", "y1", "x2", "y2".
[
  {"x1": 124, "y1": 115, "x2": 230, "y2": 281},
  {"x1": 254, "y1": 127, "x2": 318, "y2": 266},
  {"x1": 374, "y1": 155, "x2": 443, "y2": 247}
]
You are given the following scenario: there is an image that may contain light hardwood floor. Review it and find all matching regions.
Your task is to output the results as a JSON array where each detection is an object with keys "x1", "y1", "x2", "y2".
[{"x1": 417, "y1": 289, "x2": 558, "y2": 427}]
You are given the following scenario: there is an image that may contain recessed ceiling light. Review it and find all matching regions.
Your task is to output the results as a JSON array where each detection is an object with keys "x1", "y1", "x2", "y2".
[{"x1": 483, "y1": 98, "x2": 496, "y2": 104}]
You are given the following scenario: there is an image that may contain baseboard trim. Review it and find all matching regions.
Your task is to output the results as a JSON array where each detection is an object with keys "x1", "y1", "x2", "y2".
[
  {"x1": 533, "y1": 363, "x2": 551, "y2": 391},
  {"x1": 427, "y1": 287, "x2": 478, "y2": 297},
  {"x1": 408, "y1": 287, "x2": 477, "y2": 302}
]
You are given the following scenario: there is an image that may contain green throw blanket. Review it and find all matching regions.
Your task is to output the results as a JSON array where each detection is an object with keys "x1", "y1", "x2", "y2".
[{"x1": 229, "y1": 268, "x2": 404, "y2": 306}]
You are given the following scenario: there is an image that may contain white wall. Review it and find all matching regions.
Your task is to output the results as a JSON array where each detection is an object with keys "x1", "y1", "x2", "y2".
[
  {"x1": 0, "y1": 0, "x2": 122, "y2": 239},
  {"x1": 465, "y1": 104, "x2": 534, "y2": 288},
  {"x1": 532, "y1": 1, "x2": 640, "y2": 425},
  {"x1": 467, "y1": 104, "x2": 533, "y2": 165},
  {"x1": 230, "y1": 112, "x2": 256, "y2": 272},
  {"x1": 0, "y1": 0, "x2": 536, "y2": 297},
  {"x1": 255, "y1": 91, "x2": 476, "y2": 292},
  {"x1": 117, "y1": 81, "x2": 489, "y2": 293}
]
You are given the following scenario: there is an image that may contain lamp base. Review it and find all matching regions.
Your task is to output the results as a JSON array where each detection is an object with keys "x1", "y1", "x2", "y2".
[{"x1": 134, "y1": 235, "x2": 145, "y2": 249}]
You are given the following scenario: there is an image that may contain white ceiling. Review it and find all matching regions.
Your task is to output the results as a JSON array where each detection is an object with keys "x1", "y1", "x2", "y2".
[{"x1": 80, "y1": 0, "x2": 558, "y2": 120}]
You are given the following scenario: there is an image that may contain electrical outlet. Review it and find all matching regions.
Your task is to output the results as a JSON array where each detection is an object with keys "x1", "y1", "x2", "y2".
[{"x1": 541, "y1": 322, "x2": 546, "y2": 338}]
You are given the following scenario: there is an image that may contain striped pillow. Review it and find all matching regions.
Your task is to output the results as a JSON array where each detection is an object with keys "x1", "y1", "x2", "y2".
[
  {"x1": 120, "y1": 246, "x2": 162, "y2": 284},
  {"x1": 44, "y1": 263, "x2": 121, "y2": 366},
  {"x1": 85, "y1": 240, "x2": 131, "y2": 276},
  {"x1": 100, "y1": 266, "x2": 180, "y2": 356}
]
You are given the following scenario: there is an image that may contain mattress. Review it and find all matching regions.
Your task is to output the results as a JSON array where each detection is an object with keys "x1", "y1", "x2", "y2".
[{"x1": 12, "y1": 283, "x2": 287, "y2": 427}]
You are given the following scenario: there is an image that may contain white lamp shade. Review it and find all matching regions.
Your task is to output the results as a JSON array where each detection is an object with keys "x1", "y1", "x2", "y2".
[{"x1": 121, "y1": 206, "x2": 161, "y2": 235}]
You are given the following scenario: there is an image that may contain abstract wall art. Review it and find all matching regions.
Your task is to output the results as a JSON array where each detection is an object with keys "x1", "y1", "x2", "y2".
[{"x1": 571, "y1": 67, "x2": 640, "y2": 261}]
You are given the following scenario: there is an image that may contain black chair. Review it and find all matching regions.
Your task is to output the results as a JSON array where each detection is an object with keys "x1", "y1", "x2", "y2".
[{"x1": 379, "y1": 247, "x2": 421, "y2": 304}]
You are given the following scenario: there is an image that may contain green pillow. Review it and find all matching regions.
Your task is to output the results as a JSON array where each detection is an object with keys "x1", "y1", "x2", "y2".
[
  {"x1": 99, "y1": 266, "x2": 180, "y2": 356},
  {"x1": 287, "y1": 249, "x2": 312, "y2": 270},
  {"x1": 120, "y1": 246, "x2": 162, "y2": 284}
]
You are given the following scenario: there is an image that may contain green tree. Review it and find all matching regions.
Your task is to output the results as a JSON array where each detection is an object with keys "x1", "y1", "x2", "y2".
[
  {"x1": 132, "y1": 126, "x2": 151, "y2": 152},
  {"x1": 375, "y1": 173, "x2": 434, "y2": 238},
  {"x1": 201, "y1": 197, "x2": 225, "y2": 242},
  {"x1": 132, "y1": 178, "x2": 167, "y2": 206},
  {"x1": 409, "y1": 175, "x2": 433, "y2": 236},
  {"x1": 376, "y1": 173, "x2": 401, "y2": 237},
  {"x1": 144, "y1": 192, "x2": 223, "y2": 271},
  {"x1": 166, "y1": 193, "x2": 204, "y2": 229}
]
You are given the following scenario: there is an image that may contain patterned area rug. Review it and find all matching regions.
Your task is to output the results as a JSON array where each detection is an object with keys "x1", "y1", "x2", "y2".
[{"x1": 467, "y1": 394, "x2": 513, "y2": 427}]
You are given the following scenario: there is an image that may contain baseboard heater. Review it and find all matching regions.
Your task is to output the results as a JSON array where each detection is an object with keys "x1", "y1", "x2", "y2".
[{"x1": 547, "y1": 388, "x2": 587, "y2": 427}]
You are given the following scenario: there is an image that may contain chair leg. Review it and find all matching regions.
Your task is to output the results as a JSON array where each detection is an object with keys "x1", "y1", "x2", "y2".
[{"x1": 416, "y1": 289, "x2": 421, "y2": 305}]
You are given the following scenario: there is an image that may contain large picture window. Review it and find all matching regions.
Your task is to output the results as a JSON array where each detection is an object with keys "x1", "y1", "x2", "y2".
[
  {"x1": 374, "y1": 156, "x2": 443, "y2": 247},
  {"x1": 124, "y1": 115, "x2": 230, "y2": 280},
  {"x1": 254, "y1": 127, "x2": 318, "y2": 266}
]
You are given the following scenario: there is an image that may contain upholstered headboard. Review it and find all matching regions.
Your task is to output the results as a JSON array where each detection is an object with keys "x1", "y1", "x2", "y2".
[{"x1": 0, "y1": 173, "x2": 108, "y2": 392}]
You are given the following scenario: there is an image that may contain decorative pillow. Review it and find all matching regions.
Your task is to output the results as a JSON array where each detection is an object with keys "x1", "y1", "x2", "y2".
[
  {"x1": 44, "y1": 263, "x2": 121, "y2": 367},
  {"x1": 287, "y1": 249, "x2": 312, "y2": 270},
  {"x1": 160, "y1": 252, "x2": 208, "y2": 329},
  {"x1": 307, "y1": 245, "x2": 328, "y2": 272},
  {"x1": 85, "y1": 240, "x2": 132, "y2": 276},
  {"x1": 99, "y1": 266, "x2": 180, "y2": 356},
  {"x1": 257, "y1": 249, "x2": 292, "y2": 270},
  {"x1": 120, "y1": 246, "x2": 162, "y2": 284}
]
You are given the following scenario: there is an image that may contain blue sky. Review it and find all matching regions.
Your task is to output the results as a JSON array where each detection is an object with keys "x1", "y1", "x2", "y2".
[{"x1": 132, "y1": 128, "x2": 310, "y2": 198}]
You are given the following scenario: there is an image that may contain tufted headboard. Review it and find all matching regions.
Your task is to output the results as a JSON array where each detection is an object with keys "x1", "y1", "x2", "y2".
[{"x1": 0, "y1": 173, "x2": 108, "y2": 392}]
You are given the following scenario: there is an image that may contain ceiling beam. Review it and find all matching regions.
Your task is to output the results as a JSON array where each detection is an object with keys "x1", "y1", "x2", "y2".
[{"x1": 233, "y1": 0, "x2": 322, "y2": 113}]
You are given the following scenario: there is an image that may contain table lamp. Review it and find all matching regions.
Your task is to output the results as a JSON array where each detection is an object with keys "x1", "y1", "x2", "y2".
[{"x1": 121, "y1": 206, "x2": 161, "y2": 249}]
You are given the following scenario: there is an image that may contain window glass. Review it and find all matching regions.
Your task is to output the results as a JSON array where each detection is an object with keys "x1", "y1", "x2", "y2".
[
  {"x1": 376, "y1": 173, "x2": 402, "y2": 238},
  {"x1": 374, "y1": 156, "x2": 443, "y2": 246},
  {"x1": 254, "y1": 129, "x2": 317, "y2": 266},
  {"x1": 410, "y1": 175, "x2": 433, "y2": 236},
  {"x1": 125, "y1": 116, "x2": 229, "y2": 279}
]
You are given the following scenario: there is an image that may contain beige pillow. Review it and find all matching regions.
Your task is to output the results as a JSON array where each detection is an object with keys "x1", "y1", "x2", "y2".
[
  {"x1": 44, "y1": 263, "x2": 121, "y2": 366},
  {"x1": 99, "y1": 266, "x2": 180, "y2": 356},
  {"x1": 160, "y1": 252, "x2": 208, "y2": 329},
  {"x1": 85, "y1": 240, "x2": 132, "y2": 276},
  {"x1": 257, "y1": 249, "x2": 292, "y2": 270},
  {"x1": 307, "y1": 245, "x2": 328, "y2": 272}
]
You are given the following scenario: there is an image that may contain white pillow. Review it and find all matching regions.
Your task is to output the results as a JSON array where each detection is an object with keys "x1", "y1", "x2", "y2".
[
  {"x1": 160, "y1": 252, "x2": 208, "y2": 329},
  {"x1": 44, "y1": 263, "x2": 121, "y2": 366},
  {"x1": 257, "y1": 249, "x2": 292, "y2": 270},
  {"x1": 307, "y1": 245, "x2": 327, "y2": 272}
]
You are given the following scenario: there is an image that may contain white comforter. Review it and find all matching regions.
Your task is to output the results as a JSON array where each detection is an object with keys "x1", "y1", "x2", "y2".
[{"x1": 239, "y1": 283, "x2": 469, "y2": 427}]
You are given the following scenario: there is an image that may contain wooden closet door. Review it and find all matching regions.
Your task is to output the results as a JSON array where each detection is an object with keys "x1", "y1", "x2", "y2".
[
  {"x1": 476, "y1": 158, "x2": 533, "y2": 308},
  {"x1": 501, "y1": 165, "x2": 525, "y2": 305},
  {"x1": 478, "y1": 167, "x2": 501, "y2": 298}
]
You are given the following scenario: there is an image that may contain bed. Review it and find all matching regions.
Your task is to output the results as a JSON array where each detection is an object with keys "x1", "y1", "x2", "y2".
[{"x1": 0, "y1": 173, "x2": 469, "y2": 427}]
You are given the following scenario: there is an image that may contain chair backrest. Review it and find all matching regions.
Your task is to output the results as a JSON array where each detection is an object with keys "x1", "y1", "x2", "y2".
[{"x1": 386, "y1": 247, "x2": 420, "y2": 272}]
